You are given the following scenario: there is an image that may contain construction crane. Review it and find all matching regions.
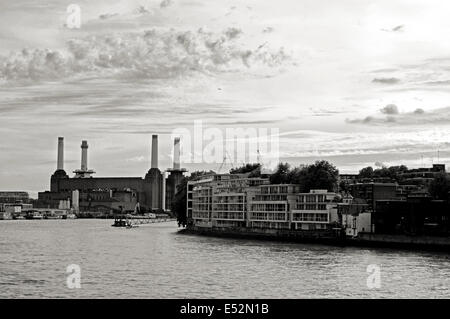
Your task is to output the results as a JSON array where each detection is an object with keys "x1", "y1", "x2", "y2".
[{"x1": 218, "y1": 151, "x2": 234, "y2": 173}]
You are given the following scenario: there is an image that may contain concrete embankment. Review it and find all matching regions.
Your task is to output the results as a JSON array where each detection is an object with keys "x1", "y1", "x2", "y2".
[
  {"x1": 348, "y1": 233, "x2": 450, "y2": 251},
  {"x1": 179, "y1": 226, "x2": 346, "y2": 246},
  {"x1": 179, "y1": 227, "x2": 450, "y2": 252}
]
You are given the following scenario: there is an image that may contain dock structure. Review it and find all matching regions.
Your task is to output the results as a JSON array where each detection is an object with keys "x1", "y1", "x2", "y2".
[{"x1": 112, "y1": 214, "x2": 175, "y2": 228}]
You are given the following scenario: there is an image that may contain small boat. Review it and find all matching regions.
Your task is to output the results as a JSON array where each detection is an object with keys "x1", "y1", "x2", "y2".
[
  {"x1": 112, "y1": 217, "x2": 138, "y2": 228},
  {"x1": 32, "y1": 213, "x2": 44, "y2": 220},
  {"x1": 44, "y1": 215, "x2": 63, "y2": 220},
  {"x1": 26, "y1": 212, "x2": 43, "y2": 220}
]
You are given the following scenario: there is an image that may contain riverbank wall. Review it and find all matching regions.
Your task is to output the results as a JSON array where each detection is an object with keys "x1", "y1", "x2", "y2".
[
  {"x1": 180, "y1": 226, "x2": 450, "y2": 252},
  {"x1": 180, "y1": 226, "x2": 346, "y2": 246}
]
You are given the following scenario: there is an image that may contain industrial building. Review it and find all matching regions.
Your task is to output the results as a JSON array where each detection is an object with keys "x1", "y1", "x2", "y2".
[
  {"x1": 0, "y1": 191, "x2": 33, "y2": 219},
  {"x1": 38, "y1": 135, "x2": 187, "y2": 214}
]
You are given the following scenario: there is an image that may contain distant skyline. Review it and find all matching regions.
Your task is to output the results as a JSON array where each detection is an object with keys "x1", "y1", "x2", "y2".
[{"x1": 1, "y1": 0, "x2": 450, "y2": 196}]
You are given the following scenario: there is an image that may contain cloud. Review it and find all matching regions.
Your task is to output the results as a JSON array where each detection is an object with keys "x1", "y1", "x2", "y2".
[
  {"x1": 368, "y1": 56, "x2": 450, "y2": 94},
  {"x1": 386, "y1": 116, "x2": 396, "y2": 122},
  {"x1": 381, "y1": 25, "x2": 405, "y2": 32},
  {"x1": 224, "y1": 27, "x2": 242, "y2": 39},
  {"x1": 423, "y1": 80, "x2": 450, "y2": 86},
  {"x1": 0, "y1": 28, "x2": 292, "y2": 84},
  {"x1": 126, "y1": 156, "x2": 145, "y2": 163},
  {"x1": 347, "y1": 107, "x2": 450, "y2": 126},
  {"x1": 392, "y1": 25, "x2": 405, "y2": 32},
  {"x1": 160, "y1": 0, "x2": 173, "y2": 9},
  {"x1": 380, "y1": 104, "x2": 399, "y2": 115},
  {"x1": 99, "y1": 13, "x2": 119, "y2": 20},
  {"x1": 363, "y1": 116, "x2": 374, "y2": 123},
  {"x1": 134, "y1": 5, "x2": 153, "y2": 15},
  {"x1": 372, "y1": 77, "x2": 400, "y2": 84}
]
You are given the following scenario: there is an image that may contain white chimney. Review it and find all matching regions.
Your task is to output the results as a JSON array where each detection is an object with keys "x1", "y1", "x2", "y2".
[
  {"x1": 173, "y1": 137, "x2": 181, "y2": 170},
  {"x1": 72, "y1": 190, "x2": 79, "y2": 212},
  {"x1": 81, "y1": 140, "x2": 88, "y2": 171},
  {"x1": 151, "y1": 135, "x2": 158, "y2": 169},
  {"x1": 57, "y1": 137, "x2": 64, "y2": 170}
]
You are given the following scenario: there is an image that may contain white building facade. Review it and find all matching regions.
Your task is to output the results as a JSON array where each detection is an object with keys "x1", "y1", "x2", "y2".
[{"x1": 187, "y1": 174, "x2": 339, "y2": 231}]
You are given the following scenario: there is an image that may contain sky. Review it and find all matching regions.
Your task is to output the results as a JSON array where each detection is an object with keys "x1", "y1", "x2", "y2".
[{"x1": 1, "y1": 0, "x2": 450, "y2": 197}]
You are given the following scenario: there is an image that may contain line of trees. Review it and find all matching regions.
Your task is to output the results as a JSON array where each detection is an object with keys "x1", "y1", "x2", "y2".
[
  {"x1": 269, "y1": 161, "x2": 339, "y2": 192},
  {"x1": 358, "y1": 165, "x2": 409, "y2": 181},
  {"x1": 229, "y1": 163, "x2": 261, "y2": 176}
]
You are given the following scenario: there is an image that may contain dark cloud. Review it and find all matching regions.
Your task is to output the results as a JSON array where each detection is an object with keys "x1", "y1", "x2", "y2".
[
  {"x1": 347, "y1": 116, "x2": 374, "y2": 124},
  {"x1": 160, "y1": 0, "x2": 173, "y2": 9},
  {"x1": 135, "y1": 6, "x2": 152, "y2": 15},
  {"x1": 381, "y1": 25, "x2": 405, "y2": 32},
  {"x1": 372, "y1": 77, "x2": 400, "y2": 84},
  {"x1": 374, "y1": 161, "x2": 384, "y2": 167},
  {"x1": 224, "y1": 27, "x2": 242, "y2": 39},
  {"x1": 99, "y1": 13, "x2": 119, "y2": 20},
  {"x1": 392, "y1": 25, "x2": 405, "y2": 32},
  {"x1": 423, "y1": 80, "x2": 450, "y2": 86},
  {"x1": 380, "y1": 104, "x2": 399, "y2": 115}
]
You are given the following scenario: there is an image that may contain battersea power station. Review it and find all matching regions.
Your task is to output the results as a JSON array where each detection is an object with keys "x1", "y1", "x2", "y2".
[{"x1": 38, "y1": 135, "x2": 187, "y2": 214}]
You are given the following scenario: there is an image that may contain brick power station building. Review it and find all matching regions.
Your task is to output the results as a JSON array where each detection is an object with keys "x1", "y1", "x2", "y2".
[{"x1": 38, "y1": 135, "x2": 186, "y2": 213}]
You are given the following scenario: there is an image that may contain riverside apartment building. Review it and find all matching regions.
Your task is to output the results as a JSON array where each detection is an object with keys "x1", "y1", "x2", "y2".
[{"x1": 186, "y1": 174, "x2": 339, "y2": 231}]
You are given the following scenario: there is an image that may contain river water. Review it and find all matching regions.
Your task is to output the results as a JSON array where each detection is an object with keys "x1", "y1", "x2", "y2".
[{"x1": 0, "y1": 219, "x2": 449, "y2": 298}]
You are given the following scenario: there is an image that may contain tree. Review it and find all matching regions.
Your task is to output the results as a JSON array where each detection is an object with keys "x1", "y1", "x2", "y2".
[
  {"x1": 269, "y1": 162, "x2": 291, "y2": 184},
  {"x1": 373, "y1": 166, "x2": 391, "y2": 178},
  {"x1": 171, "y1": 177, "x2": 188, "y2": 227},
  {"x1": 358, "y1": 166, "x2": 374, "y2": 179},
  {"x1": 171, "y1": 170, "x2": 215, "y2": 227},
  {"x1": 269, "y1": 161, "x2": 339, "y2": 192},
  {"x1": 287, "y1": 166, "x2": 307, "y2": 185},
  {"x1": 387, "y1": 165, "x2": 408, "y2": 181},
  {"x1": 371, "y1": 165, "x2": 408, "y2": 181},
  {"x1": 429, "y1": 173, "x2": 450, "y2": 200},
  {"x1": 230, "y1": 163, "x2": 261, "y2": 177},
  {"x1": 301, "y1": 160, "x2": 339, "y2": 192}
]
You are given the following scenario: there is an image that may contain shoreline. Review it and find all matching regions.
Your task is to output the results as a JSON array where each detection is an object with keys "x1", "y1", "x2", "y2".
[{"x1": 179, "y1": 227, "x2": 450, "y2": 253}]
